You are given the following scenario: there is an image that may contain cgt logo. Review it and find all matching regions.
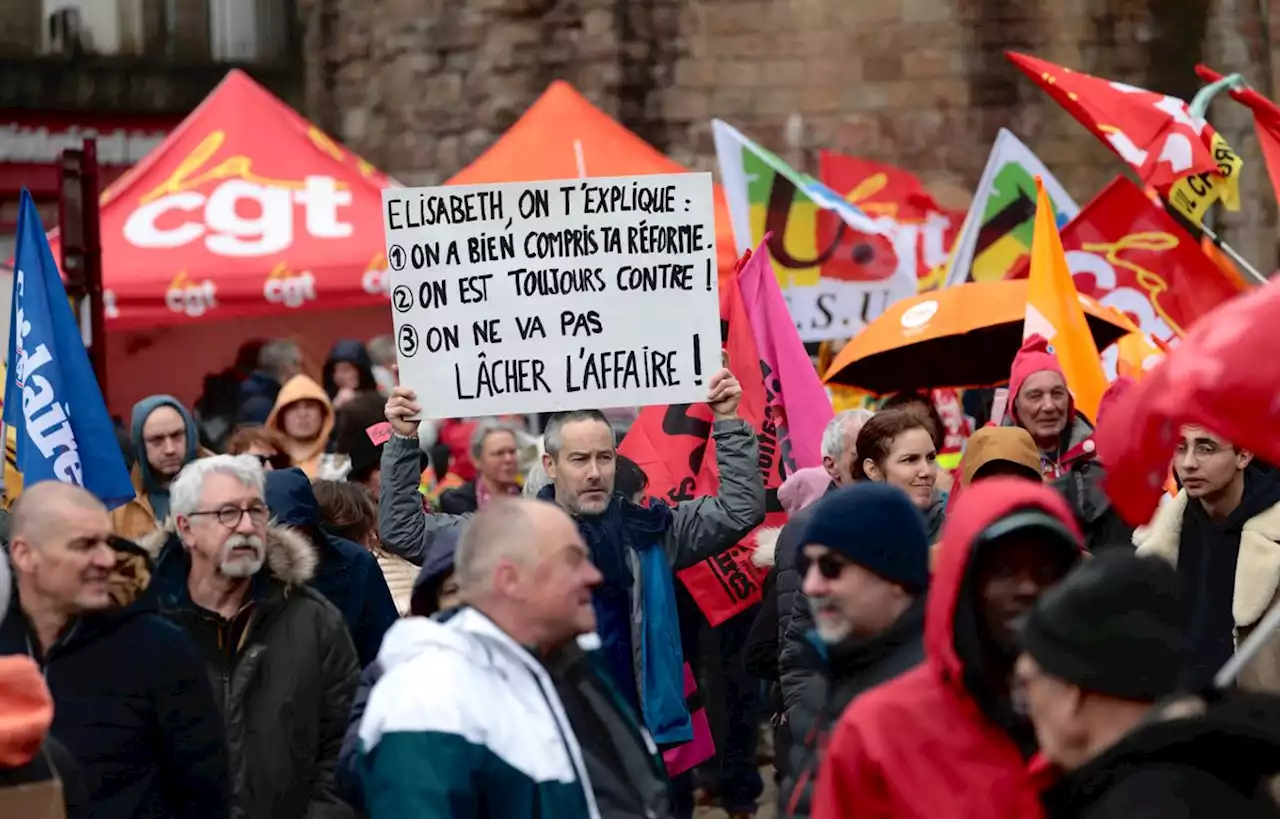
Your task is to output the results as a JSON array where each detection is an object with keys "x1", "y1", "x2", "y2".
[
  {"x1": 362, "y1": 253, "x2": 390, "y2": 297},
  {"x1": 263, "y1": 264, "x2": 316, "y2": 309},
  {"x1": 123, "y1": 131, "x2": 353, "y2": 258},
  {"x1": 166, "y1": 272, "x2": 217, "y2": 317}
]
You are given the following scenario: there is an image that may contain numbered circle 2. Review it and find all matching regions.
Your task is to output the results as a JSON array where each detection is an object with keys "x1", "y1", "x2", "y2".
[
  {"x1": 388, "y1": 245, "x2": 407, "y2": 271},
  {"x1": 392, "y1": 286, "x2": 413, "y2": 313},
  {"x1": 397, "y1": 324, "x2": 420, "y2": 358}
]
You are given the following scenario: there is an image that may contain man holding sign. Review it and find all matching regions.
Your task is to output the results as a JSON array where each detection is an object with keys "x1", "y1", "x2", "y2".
[{"x1": 372, "y1": 172, "x2": 765, "y2": 785}]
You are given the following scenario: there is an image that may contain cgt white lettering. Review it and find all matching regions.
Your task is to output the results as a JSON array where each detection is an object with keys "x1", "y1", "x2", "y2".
[
  {"x1": 123, "y1": 176, "x2": 353, "y2": 257},
  {"x1": 165, "y1": 281, "x2": 218, "y2": 317},
  {"x1": 362, "y1": 267, "x2": 389, "y2": 297},
  {"x1": 264, "y1": 273, "x2": 316, "y2": 308}
]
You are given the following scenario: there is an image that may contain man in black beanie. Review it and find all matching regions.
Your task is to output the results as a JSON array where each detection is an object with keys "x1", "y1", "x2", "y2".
[
  {"x1": 1019, "y1": 551, "x2": 1280, "y2": 818},
  {"x1": 778, "y1": 482, "x2": 929, "y2": 819}
]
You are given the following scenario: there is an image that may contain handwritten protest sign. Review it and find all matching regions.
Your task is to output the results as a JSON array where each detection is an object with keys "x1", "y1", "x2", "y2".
[{"x1": 382, "y1": 174, "x2": 722, "y2": 419}]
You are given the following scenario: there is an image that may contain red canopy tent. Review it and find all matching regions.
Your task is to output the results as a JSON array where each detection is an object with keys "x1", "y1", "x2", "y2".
[
  {"x1": 64, "y1": 70, "x2": 396, "y2": 414},
  {"x1": 448, "y1": 81, "x2": 740, "y2": 278}
]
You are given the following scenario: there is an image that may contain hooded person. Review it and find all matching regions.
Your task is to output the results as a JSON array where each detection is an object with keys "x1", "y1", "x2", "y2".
[
  {"x1": 1003, "y1": 334, "x2": 1130, "y2": 552},
  {"x1": 111, "y1": 395, "x2": 205, "y2": 540},
  {"x1": 266, "y1": 375, "x2": 336, "y2": 478},
  {"x1": 264, "y1": 468, "x2": 398, "y2": 668},
  {"x1": 811, "y1": 478, "x2": 1084, "y2": 819},
  {"x1": 1019, "y1": 551, "x2": 1280, "y2": 819},
  {"x1": 323, "y1": 340, "x2": 380, "y2": 412}
]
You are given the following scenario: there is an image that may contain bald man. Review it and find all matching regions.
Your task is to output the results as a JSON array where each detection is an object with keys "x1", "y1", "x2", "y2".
[
  {"x1": 0, "y1": 481, "x2": 229, "y2": 819},
  {"x1": 359, "y1": 498, "x2": 674, "y2": 819}
]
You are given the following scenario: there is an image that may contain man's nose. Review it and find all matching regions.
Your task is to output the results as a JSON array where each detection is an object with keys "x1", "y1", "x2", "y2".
[
  {"x1": 90, "y1": 543, "x2": 117, "y2": 569},
  {"x1": 801, "y1": 564, "x2": 826, "y2": 597},
  {"x1": 1012, "y1": 570, "x2": 1042, "y2": 600},
  {"x1": 235, "y1": 510, "x2": 258, "y2": 534}
]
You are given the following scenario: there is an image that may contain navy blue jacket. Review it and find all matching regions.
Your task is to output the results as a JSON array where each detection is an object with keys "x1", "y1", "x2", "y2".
[
  {"x1": 0, "y1": 550, "x2": 230, "y2": 819},
  {"x1": 264, "y1": 468, "x2": 398, "y2": 667}
]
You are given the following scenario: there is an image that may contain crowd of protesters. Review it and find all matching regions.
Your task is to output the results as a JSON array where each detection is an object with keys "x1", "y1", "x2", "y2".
[{"x1": 3, "y1": 325, "x2": 1280, "y2": 819}]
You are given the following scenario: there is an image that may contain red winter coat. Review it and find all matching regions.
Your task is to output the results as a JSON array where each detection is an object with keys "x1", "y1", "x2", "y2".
[{"x1": 812, "y1": 480, "x2": 1085, "y2": 819}]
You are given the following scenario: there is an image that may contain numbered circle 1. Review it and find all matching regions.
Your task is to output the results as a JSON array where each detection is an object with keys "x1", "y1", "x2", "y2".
[
  {"x1": 397, "y1": 324, "x2": 420, "y2": 358},
  {"x1": 388, "y1": 244, "x2": 406, "y2": 271},
  {"x1": 392, "y1": 286, "x2": 413, "y2": 313}
]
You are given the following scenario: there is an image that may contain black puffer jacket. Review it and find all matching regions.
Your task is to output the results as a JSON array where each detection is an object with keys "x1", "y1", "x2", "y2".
[
  {"x1": 776, "y1": 501, "x2": 823, "y2": 731},
  {"x1": 1041, "y1": 689, "x2": 1280, "y2": 818},
  {"x1": 146, "y1": 526, "x2": 361, "y2": 819},
  {"x1": 779, "y1": 598, "x2": 925, "y2": 819}
]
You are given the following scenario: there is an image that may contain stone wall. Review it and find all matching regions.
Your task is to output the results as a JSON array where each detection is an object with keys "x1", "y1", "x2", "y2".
[{"x1": 302, "y1": 0, "x2": 1277, "y2": 270}]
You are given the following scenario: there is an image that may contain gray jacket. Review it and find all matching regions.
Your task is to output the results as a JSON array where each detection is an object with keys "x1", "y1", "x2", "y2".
[{"x1": 378, "y1": 434, "x2": 469, "y2": 565}]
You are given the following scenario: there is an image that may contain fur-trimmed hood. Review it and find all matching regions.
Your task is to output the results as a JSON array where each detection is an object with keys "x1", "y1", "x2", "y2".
[
  {"x1": 1135, "y1": 490, "x2": 1280, "y2": 629},
  {"x1": 138, "y1": 523, "x2": 319, "y2": 587}
]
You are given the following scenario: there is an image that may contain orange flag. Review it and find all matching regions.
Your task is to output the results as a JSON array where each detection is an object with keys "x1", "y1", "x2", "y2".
[{"x1": 1025, "y1": 177, "x2": 1109, "y2": 422}]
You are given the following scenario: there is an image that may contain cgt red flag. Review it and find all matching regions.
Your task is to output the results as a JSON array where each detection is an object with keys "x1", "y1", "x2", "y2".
[
  {"x1": 1097, "y1": 277, "x2": 1280, "y2": 525},
  {"x1": 619, "y1": 250, "x2": 790, "y2": 625},
  {"x1": 1007, "y1": 177, "x2": 1242, "y2": 345}
]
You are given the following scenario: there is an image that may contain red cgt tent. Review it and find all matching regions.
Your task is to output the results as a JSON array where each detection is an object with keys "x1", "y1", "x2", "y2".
[{"x1": 59, "y1": 70, "x2": 396, "y2": 414}]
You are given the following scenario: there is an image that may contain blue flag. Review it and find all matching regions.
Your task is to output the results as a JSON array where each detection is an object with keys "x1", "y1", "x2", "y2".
[{"x1": 3, "y1": 189, "x2": 133, "y2": 509}]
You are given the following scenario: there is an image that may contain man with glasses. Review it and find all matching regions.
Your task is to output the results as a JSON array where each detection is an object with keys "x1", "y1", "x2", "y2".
[
  {"x1": 1136, "y1": 424, "x2": 1280, "y2": 692},
  {"x1": 146, "y1": 455, "x2": 360, "y2": 819},
  {"x1": 111, "y1": 394, "x2": 208, "y2": 540},
  {"x1": 778, "y1": 482, "x2": 929, "y2": 819}
]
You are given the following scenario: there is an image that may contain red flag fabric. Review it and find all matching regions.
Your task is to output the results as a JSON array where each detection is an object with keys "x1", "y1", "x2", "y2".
[
  {"x1": 620, "y1": 250, "x2": 790, "y2": 625},
  {"x1": 1008, "y1": 52, "x2": 1241, "y2": 225},
  {"x1": 818, "y1": 153, "x2": 964, "y2": 289},
  {"x1": 1196, "y1": 64, "x2": 1280, "y2": 213},
  {"x1": 1007, "y1": 177, "x2": 1242, "y2": 345},
  {"x1": 1096, "y1": 279, "x2": 1280, "y2": 524}
]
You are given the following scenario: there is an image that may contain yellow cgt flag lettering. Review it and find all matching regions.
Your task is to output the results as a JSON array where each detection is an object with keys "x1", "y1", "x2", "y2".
[{"x1": 1167, "y1": 132, "x2": 1243, "y2": 226}]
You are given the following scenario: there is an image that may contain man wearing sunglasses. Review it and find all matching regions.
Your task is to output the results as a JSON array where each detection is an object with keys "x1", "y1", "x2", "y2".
[
  {"x1": 144, "y1": 455, "x2": 360, "y2": 819},
  {"x1": 779, "y1": 482, "x2": 929, "y2": 819}
]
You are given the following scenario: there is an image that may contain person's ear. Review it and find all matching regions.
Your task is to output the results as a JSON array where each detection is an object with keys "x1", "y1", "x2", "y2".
[
  {"x1": 822, "y1": 455, "x2": 840, "y2": 483},
  {"x1": 494, "y1": 560, "x2": 522, "y2": 599},
  {"x1": 8, "y1": 537, "x2": 35, "y2": 573},
  {"x1": 1238, "y1": 448, "x2": 1255, "y2": 471},
  {"x1": 542, "y1": 451, "x2": 556, "y2": 480},
  {"x1": 863, "y1": 457, "x2": 882, "y2": 482}
]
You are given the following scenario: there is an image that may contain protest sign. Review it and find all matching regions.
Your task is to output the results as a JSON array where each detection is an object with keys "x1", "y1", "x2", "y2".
[{"x1": 382, "y1": 174, "x2": 722, "y2": 418}]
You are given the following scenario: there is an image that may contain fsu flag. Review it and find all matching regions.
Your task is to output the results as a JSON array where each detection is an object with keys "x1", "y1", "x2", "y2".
[{"x1": 1008, "y1": 52, "x2": 1242, "y2": 227}]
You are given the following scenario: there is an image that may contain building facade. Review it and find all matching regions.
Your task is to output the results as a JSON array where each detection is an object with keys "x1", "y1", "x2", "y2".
[{"x1": 298, "y1": 0, "x2": 1280, "y2": 274}]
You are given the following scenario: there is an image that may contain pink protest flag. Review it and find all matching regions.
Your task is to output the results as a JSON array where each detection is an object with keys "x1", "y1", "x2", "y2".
[{"x1": 737, "y1": 235, "x2": 834, "y2": 470}]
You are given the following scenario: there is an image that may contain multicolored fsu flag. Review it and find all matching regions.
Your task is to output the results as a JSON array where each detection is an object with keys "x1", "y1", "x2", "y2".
[
  {"x1": 1008, "y1": 177, "x2": 1244, "y2": 377},
  {"x1": 712, "y1": 120, "x2": 918, "y2": 342},
  {"x1": 1008, "y1": 52, "x2": 1243, "y2": 228},
  {"x1": 818, "y1": 152, "x2": 964, "y2": 292}
]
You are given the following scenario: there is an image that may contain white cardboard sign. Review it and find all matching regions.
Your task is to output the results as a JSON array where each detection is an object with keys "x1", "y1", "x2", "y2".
[{"x1": 382, "y1": 173, "x2": 722, "y2": 419}]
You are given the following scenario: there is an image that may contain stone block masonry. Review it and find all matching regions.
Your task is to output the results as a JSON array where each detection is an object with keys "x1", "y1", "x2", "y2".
[{"x1": 301, "y1": 0, "x2": 1277, "y2": 271}]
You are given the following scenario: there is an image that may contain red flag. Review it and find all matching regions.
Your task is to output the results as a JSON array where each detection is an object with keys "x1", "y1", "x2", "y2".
[
  {"x1": 619, "y1": 252, "x2": 788, "y2": 625},
  {"x1": 1197, "y1": 64, "x2": 1280, "y2": 213},
  {"x1": 1007, "y1": 177, "x2": 1242, "y2": 345},
  {"x1": 819, "y1": 152, "x2": 963, "y2": 289},
  {"x1": 1008, "y1": 52, "x2": 1241, "y2": 225},
  {"x1": 1097, "y1": 279, "x2": 1280, "y2": 524}
]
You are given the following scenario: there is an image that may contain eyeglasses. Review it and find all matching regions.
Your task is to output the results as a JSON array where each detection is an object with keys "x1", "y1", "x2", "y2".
[
  {"x1": 255, "y1": 453, "x2": 293, "y2": 470},
  {"x1": 187, "y1": 504, "x2": 270, "y2": 529},
  {"x1": 798, "y1": 551, "x2": 849, "y2": 581}
]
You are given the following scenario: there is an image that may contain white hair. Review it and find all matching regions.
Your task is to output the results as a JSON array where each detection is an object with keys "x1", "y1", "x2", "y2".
[
  {"x1": 523, "y1": 459, "x2": 550, "y2": 498},
  {"x1": 470, "y1": 418, "x2": 520, "y2": 460},
  {"x1": 169, "y1": 455, "x2": 266, "y2": 520},
  {"x1": 821, "y1": 410, "x2": 875, "y2": 460}
]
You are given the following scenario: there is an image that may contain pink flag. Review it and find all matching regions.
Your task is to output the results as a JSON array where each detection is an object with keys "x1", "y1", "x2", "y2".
[{"x1": 737, "y1": 236, "x2": 834, "y2": 470}]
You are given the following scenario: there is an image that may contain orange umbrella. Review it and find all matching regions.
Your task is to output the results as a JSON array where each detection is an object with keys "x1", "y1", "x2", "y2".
[{"x1": 823, "y1": 280, "x2": 1131, "y2": 394}]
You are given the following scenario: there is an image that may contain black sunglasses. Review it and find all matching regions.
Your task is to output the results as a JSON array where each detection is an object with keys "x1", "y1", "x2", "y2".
[
  {"x1": 255, "y1": 452, "x2": 293, "y2": 470},
  {"x1": 798, "y1": 551, "x2": 849, "y2": 580}
]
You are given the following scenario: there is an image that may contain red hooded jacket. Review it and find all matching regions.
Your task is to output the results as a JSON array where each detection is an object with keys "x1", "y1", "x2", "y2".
[{"x1": 811, "y1": 480, "x2": 1085, "y2": 819}]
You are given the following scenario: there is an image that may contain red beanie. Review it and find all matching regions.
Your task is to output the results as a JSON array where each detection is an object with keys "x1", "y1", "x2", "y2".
[{"x1": 1007, "y1": 334, "x2": 1069, "y2": 425}]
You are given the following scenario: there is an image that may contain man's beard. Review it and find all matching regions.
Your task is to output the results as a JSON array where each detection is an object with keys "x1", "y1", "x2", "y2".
[
  {"x1": 218, "y1": 533, "x2": 266, "y2": 578},
  {"x1": 810, "y1": 595, "x2": 853, "y2": 645}
]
